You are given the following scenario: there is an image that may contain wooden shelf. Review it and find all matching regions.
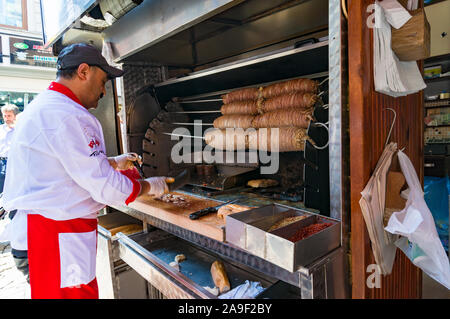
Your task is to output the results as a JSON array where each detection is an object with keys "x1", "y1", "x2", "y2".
[
  {"x1": 424, "y1": 75, "x2": 450, "y2": 83},
  {"x1": 425, "y1": 105, "x2": 450, "y2": 109},
  {"x1": 425, "y1": 124, "x2": 450, "y2": 128}
]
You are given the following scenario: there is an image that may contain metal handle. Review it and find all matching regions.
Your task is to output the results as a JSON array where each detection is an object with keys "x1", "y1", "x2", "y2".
[{"x1": 311, "y1": 122, "x2": 330, "y2": 150}]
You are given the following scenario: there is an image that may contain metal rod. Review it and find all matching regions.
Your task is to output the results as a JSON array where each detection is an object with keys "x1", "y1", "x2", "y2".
[
  {"x1": 318, "y1": 90, "x2": 328, "y2": 97},
  {"x1": 169, "y1": 110, "x2": 221, "y2": 114},
  {"x1": 163, "y1": 133, "x2": 205, "y2": 139},
  {"x1": 171, "y1": 122, "x2": 213, "y2": 126},
  {"x1": 319, "y1": 78, "x2": 329, "y2": 86},
  {"x1": 172, "y1": 71, "x2": 329, "y2": 102}
]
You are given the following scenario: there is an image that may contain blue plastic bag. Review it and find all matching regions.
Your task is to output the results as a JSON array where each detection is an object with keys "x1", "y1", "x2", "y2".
[{"x1": 424, "y1": 176, "x2": 449, "y2": 252}]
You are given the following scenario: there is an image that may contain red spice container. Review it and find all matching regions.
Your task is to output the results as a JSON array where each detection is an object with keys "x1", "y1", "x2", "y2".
[{"x1": 288, "y1": 222, "x2": 332, "y2": 242}]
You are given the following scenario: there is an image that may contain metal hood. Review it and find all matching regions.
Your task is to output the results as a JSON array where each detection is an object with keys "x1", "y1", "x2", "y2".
[
  {"x1": 102, "y1": 0, "x2": 243, "y2": 63},
  {"x1": 102, "y1": 0, "x2": 328, "y2": 67}
]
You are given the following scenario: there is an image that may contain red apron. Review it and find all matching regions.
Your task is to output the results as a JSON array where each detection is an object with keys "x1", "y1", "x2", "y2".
[{"x1": 27, "y1": 214, "x2": 99, "y2": 299}]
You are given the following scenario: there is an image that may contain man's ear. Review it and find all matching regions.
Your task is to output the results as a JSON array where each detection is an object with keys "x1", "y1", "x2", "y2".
[{"x1": 77, "y1": 63, "x2": 90, "y2": 80}]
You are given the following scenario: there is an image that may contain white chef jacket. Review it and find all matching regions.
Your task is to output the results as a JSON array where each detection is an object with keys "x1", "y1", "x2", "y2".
[
  {"x1": 0, "y1": 123, "x2": 14, "y2": 158},
  {"x1": 2, "y1": 82, "x2": 140, "y2": 250}
]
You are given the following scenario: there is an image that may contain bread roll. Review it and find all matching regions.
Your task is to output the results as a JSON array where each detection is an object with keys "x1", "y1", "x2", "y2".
[
  {"x1": 210, "y1": 260, "x2": 231, "y2": 293},
  {"x1": 175, "y1": 254, "x2": 186, "y2": 263},
  {"x1": 109, "y1": 224, "x2": 143, "y2": 236},
  {"x1": 217, "y1": 204, "x2": 249, "y2": 220},
  {"x1": 247, "y1": 179, "x2": 279, "y2": 188}
]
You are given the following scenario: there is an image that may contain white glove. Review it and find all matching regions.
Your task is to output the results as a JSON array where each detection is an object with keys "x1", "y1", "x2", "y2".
[
  {"x1": 113, "y1": 152, "x2": 142, "y2": 170},
  {"x1": 145, "y1": 177, "x2": 169, "y2": 197}
]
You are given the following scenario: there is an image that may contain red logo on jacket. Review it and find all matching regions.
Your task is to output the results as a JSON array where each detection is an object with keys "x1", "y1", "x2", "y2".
[{"x1": 88, "y1": 138, "x2": 100, "y2": 149}]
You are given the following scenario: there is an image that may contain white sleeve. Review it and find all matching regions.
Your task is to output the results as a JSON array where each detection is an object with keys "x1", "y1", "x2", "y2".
[{"x1": 47, "y1": 115, "x2": 137, "y2": 206}]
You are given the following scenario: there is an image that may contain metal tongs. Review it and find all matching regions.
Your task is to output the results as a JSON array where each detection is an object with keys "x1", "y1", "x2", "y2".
[
  {"x1": 132, "y1": 155, "x2": 145, "y2": 178},
  {"x1": 189, "y1": 198, "x2": 240, "y2": 220}
]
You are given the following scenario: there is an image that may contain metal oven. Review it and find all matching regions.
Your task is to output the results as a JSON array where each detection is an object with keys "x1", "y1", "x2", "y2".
[{"x1": 42, "y1": 0, "x2": 349, "y2": 299}]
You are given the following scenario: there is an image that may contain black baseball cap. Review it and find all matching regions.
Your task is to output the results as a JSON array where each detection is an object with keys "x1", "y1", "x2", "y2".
[{"x1": 57, "y1": 43, "x2": 124, "y2": 79}]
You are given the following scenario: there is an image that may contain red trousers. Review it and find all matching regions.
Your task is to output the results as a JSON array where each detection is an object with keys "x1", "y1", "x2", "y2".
[{"x1": 27, "y1": 214, "x2": 99, "y2": 299}]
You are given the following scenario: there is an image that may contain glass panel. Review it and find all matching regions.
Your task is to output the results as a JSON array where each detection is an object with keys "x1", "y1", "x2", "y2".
[
  {"x1": 0, "y1": 91, "x2": 40, "y2": 121},
  {"x1": 0, "y1": 0, "x2": 23, "y2": 28}
]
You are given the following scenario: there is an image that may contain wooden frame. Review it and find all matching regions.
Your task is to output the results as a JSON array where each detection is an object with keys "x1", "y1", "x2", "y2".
[
  {"x1": 0, "y1": 0, "x2": 28, "y2": 30},
  {"x1": 348, "y1": 0, "x2": 423, "y2": 298}
]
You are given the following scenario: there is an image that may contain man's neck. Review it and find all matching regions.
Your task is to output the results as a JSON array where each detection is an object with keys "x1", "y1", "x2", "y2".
[{"x1": 55, "y1": 78, "x2": 83, "y2": 104}]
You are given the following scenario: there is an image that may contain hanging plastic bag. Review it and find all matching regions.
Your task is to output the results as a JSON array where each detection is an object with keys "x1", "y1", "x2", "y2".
[
  {"x1": 218, "y1": 281, "x2": 265, "y2": 299},
  {"x1": 424, "y1": 176, "x2": 449, "y2": 252},
  {"x1": 385, "y1": 151, "x2": 450, "y2": 289}
]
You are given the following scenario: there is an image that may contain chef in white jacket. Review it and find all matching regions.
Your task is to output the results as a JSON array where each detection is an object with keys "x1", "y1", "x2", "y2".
[{"x1": 2, "y1": 43, "x2": 168, "y2": 299}]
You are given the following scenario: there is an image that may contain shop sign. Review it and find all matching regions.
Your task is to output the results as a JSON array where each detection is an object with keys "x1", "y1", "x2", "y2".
[{"x1": 9, "y1": 37, "x2": 57, "y2": 68}]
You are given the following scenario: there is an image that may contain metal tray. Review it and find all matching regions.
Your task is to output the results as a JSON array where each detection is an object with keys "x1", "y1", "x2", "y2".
[
  {"x1": 118, "y1": 229, "x2": 274, "y2": 298},
  {"x1": 226, "y1": 204, "x2": 340, "y2": 272}
]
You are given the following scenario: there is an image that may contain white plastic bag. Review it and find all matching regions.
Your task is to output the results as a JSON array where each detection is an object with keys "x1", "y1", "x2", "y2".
[
  {"x1": 218, "y1": 281, "x2": 265, "y2": 299},
  {"x1": 373, "y1": 2, "x2": 426, "y2": 97},
  {"x1": 385, "y1": 151, "x2": 450, "y2": 289}
]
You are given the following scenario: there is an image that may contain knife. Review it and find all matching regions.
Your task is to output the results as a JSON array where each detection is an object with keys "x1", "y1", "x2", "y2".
[
  {"x1": 168, "y1": 169, "x2": 191, "y2": 192},
  {"x1": 189, "y1": 198, "x2": 240, "y2": 220}
]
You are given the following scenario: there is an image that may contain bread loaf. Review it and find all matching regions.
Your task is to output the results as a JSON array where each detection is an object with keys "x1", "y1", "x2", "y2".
[
  {"x1": 247, "y1": 179, "x2": 279, "y2": 188},
  {"x1": 109, "y1": 224, "x2": 143, "y2": 236},
  {"x1": 217, "y1": 204, "x2": 250, "y2": 220},
  {"x1": 210, "y1": 260, "x2": 231, "y2": 293}
]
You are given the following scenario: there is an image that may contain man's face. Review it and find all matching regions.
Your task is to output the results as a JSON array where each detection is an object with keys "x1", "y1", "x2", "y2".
[
  {"x1": 83, "y1": 66, "x2": 108, "y2": 109},
  {"x1": 2, "y1": 111, "x2": 16, "y2": 127}
]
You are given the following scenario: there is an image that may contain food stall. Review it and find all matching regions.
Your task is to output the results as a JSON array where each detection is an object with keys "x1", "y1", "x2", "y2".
[{"x1": 40, "y1": 0, "x2": 425, "y2": 299}]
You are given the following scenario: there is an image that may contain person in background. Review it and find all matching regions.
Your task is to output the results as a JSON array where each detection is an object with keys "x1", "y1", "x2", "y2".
[
  {"x1": 0, "y1": 103, "x2": 19, "y2": 193},
  {"x1": 2, "y1": 43, "x2": 169, "y2": 299},
  {"x1": 0, "y1": 103, "x2": 26, "y2": 282}
]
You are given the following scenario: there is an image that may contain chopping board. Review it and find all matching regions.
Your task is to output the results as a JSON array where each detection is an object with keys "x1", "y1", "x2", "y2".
[{"x1": 128, "y1": 192, "x2": 229, "y2": 242}]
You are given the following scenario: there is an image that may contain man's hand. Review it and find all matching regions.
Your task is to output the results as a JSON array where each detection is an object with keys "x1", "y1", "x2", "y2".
[
  {"x1": 144, "y1": 177, "x2": 169, "y2": 197},
  {"x1": 110, "y1": 153, "x2": 142, "y2": 170}
]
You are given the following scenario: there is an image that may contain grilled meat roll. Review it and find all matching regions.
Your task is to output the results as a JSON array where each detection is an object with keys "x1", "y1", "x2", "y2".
[
  {"x1": 252, "y1": 109, "x2": 314, "y2": 129},
  {"x1": 261, "y1": 92, "x2": 318, "y2": 112},
  {"x1": 220, "y1": 100, "x2": 260, "y2": 115},
  {"x1": 261, "y1": 78, "x2": 319, "y2": 98},
  {"x1": 213, "y1": 114, "x2": 255, "y2": 129}
]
